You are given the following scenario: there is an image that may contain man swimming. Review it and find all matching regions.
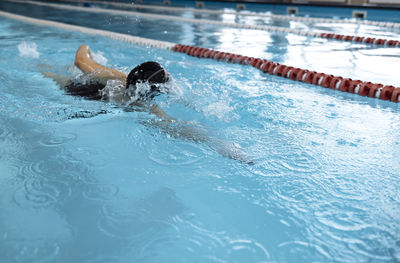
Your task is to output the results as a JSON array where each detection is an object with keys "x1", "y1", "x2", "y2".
[{"x1": 43, "y1": 45, "x2": 252, "y2": 164}]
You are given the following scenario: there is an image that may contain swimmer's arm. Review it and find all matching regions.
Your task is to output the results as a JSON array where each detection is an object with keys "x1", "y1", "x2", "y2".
[
  {"x1": 149, "y1": 104, "x2": 174, "y2": 120},
  {"x1": 41, "y1": 71, "x2": 71, "y2": 87},
  {"x1": 36, "y1": 63, "x2": 71, "y2": 87},
  {"x1": 74, "y1": 45, "x2": 127, "y2": 83},
  {"x1": 143, "y1": 107, "x2": 253, "y2": 164}
]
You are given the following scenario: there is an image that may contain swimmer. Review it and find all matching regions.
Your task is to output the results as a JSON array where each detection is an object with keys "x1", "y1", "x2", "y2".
[
  {"x1": 44, "y1": 45, "x2": 169, "y2": 103},
  {"x1": 43, "y1": 45, "x2": 253, "y2": 164},
  {"x1": 43, "y1": 44, "x2": 173, "y2": 119}
]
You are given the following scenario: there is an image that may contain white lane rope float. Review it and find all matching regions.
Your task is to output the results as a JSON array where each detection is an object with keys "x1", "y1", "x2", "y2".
[
  {"x1": 7, "y1": 0, "x2": 400, "y2": 48},
  {"x1": 44, "y1": 0, "x2": 400, "y2": 29},
  {"x1": 0, "y1": 10, "x2": 399, "y2": 103},
  {"x1": 0, "y1": 10, "x2": 175, "y2": 49}
]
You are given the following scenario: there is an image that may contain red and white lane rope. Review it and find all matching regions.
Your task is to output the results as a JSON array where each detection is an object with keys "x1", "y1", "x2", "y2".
[
  {"x1": 171, "y1": 44, "x2": 400, "y2": 103},
  {"x1": 49, "y1": 0, "x2": 400, "y2": 29},
  {"x1": 8, "y1": 0, "x2": 400, "y2": 48},
  {"x1": 0, "y1": 10, "x2": 399, "y2": 103}
]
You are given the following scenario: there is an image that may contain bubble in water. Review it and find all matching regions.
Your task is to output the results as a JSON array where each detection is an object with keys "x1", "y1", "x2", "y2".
[{"x1": 18, "y1": 41, "x2": 40, "y2": 58}]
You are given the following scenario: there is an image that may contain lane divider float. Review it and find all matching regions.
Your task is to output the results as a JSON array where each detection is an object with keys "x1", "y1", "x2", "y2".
[
  {"x1": 52, "y1": 0, "x2": 400, "y2": 29},
  {"x1": 0, "y1": 10, "x2": 398, "y2": 103},
  {"x1": 0, "y1": 10, "x2": 175, "y2": 49},
  {"x1": 8, "y1": 0, "x2": 400, "y2": 48},
  {"x1": 171, "y1": 44, "x2": 400, "y2": 103}
]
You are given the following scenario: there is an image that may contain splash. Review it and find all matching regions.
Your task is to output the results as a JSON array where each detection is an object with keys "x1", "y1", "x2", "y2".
[
  {"x1": 17, "y1": 41, "x2": 40, "y2": 58},
  {"x1": 90, "y1": 50, "x2": 108, "y2": 65},
  {"x1": 101, "y1": 79, "x2": 128, "y2": 104},
  {"x1": 126, "y1": 81, "x2": 172, "y2": 104},
  {"x1": 202, "y1": 100, "x2": 234, "y2": 121}
]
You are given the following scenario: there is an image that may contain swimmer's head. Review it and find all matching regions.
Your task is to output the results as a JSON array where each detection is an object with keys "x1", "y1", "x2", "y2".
[{"x1": 126, "y1": 61, "x2": 169, "y2": 99}]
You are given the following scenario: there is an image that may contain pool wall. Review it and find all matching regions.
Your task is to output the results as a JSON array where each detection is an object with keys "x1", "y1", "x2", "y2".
[{"x1": 102, "y1": 0, "x2": 400, "y2": 21}]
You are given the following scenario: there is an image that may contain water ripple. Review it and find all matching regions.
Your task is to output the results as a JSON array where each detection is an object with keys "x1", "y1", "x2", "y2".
[
  {"x1": 271, "y1": 148, "x2": 321, "y2": 175},
  {"x1": 278, "y1": 240, "x2": 331, "y2": 260},
  {"x1": 86, "y1": 256, "x2": 126, "y2": 263},
  {"x1": 9, "y1": 240, "x2": 60, "y2": 263},
  {"x1": 165, "y1": 217, "x2": 271, "y2": 263},
  {"x1": 73, "y1": 146, "x2": 109, "y2": 169},
  {"x1": 17, "y1": 160, "x2": 46, "y2": 179},
  {"x1": 279, "y1": 151, "x2": 320, "y2": 174},
  {"x1": 252, "y1": 140, "x2": 321, "y2": 176},
  {"x1": 137, "y1": 233, "x2": 181, "y2": 261},
  {"x1": 148, "y1": 141, "x2": 205, "y2": 166},
  {"x1": 13, "y1": 176, "x2": 72, "y2": 208},
  {"x1": 225, "y1": 239, "x2": 270, "y2": 262},
  {"x1": 38, "y1": 133, "x2": 77, "y2": 147},
  {"x1": 322, "y1": 176, "x2": 371, "y2": 202},
  {"x1": 97, "y1": 203, "x2": 144, "y2": 240},
  {"x1": 315, "y1": 209, "x2": 370, "y2": 232},
  {"x1": 82, "y1": 183, "x2": 119, "y2": 201}
]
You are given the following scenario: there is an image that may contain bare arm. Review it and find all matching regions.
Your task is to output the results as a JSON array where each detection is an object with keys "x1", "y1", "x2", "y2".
[
  {"x1": 74, "y1": 45, "x2": 127, "y2": 83},
  {"x1": 41, "y1": 71, "x2": 71, "y2": 87},
  {"x1": 140, "y1": 110, "x2": 253, "y2": 164}
]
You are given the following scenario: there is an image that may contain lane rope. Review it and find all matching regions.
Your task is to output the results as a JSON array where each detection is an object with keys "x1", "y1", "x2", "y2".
[
  {"x1": 0, "y1": 10, "x2": 398, "y2": 103},
  {"x1": 0, "y1": 10, "x2": 175, "y2": 49},
  {"x1": 50, "y1": 0, "x2": 400, "y2": 29},
  {"x1": 171, "y1": 44, "x2": 400, "y2": 103},
  {"x1": 8, "y1": 0, "x2": 400, "y2": 48}
]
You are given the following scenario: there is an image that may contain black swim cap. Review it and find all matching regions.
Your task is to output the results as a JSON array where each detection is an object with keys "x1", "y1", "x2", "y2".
[{"x1": 126, "y1": 61, "x2": 169, "y2": 99}]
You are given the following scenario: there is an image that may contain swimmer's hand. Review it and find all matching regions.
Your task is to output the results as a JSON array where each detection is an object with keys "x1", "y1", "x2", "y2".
[
  {"x1": 141, "y1": 112, "x2": 254, "y2": 164},
  {"x1": 208, "y1": 138, "x2": 254, "y2": 165}
]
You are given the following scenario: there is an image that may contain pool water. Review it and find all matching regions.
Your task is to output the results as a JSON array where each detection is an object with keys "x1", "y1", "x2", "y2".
[
  {"x1": 2, "y1": 0, "x2": 400, "y2": 86},
  {"x1": 0, "y1": 1, "x2": 400, "y2": 263}
]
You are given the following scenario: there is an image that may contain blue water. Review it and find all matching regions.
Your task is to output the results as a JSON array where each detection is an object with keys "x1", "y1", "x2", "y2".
[
  {"x1": 2, "y1": 0, "x2": 400, "y2": 86},
  {"x1": 0, "y1": 2, "x2": 400, "y2": 263}
]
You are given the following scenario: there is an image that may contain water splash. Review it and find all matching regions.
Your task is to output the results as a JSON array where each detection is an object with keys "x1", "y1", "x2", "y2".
[
  {"x1": 90, "y1": 50, "x2": 108, "y2": 65},
  {"x1": 100, "y1": 79, "x2": 127, "y2": 103},
  {"x1": 202, "y1": 100, "x2": 234, "y2": 121},
  {"x1": 17, "y1": 41, "x2": 40, "y2": 58}
]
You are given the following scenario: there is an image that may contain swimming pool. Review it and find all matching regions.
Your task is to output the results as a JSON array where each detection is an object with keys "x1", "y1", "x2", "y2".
[{"x1": 0, "y1": 1, "x2": 400, "y2": 262}]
